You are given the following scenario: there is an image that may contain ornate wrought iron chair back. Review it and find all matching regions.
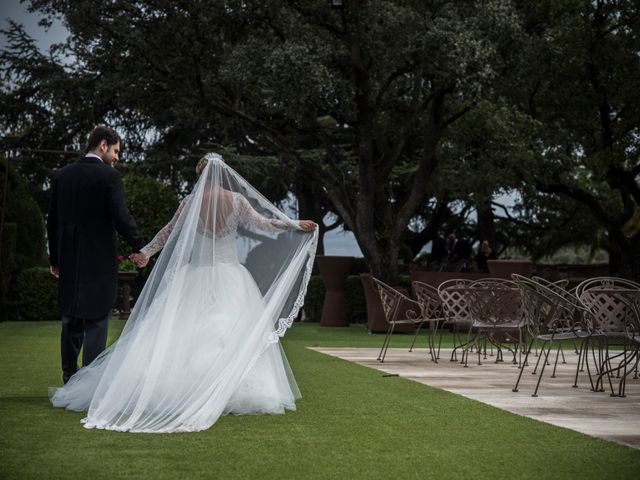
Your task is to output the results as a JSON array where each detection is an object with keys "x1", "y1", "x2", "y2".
[
  {"x1": 511, "y1": 274, "x2": 595, "y2": 396},
  {"x1": 437, "y1": 279, "x2": 474, "y2": 325},
  {"x1": 513, "y1": 275, "x2": 564, "y2": 337},
  {"x1": 532, "y1": 276, "x2": 571, "y2": 296},
  {"x1": 372, "y1": 277, "x2": 423, "y2": 363},
  {"x1": 576, "y1": 277, "x2": 640, "y2": 336},
  {"x1": 412, "y1": 282, "x2": 442, "y2": 319},
  {"x1": 574, "y1": 277, "x2": 640, "y2": 396},
  {"x1": 528, "y1": 276, "x2": 581, "y2": 332},
  {"x1": 467, "y1": 279, "x2": 521, "y2": 326},
  {"x1": 411, "y1": 281, "x2": 446, "y2": 361},
  {"x1": 438, "y1": 279, "x2": 475, "y2": 362},
  {"x1": 454, "y1": 278, "x2": 524, "y2": 366}
]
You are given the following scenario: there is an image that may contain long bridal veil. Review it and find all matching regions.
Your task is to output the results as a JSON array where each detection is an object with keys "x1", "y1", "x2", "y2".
[{"x1": 50, "y1": 153, "x2": 318, "y2": 432}]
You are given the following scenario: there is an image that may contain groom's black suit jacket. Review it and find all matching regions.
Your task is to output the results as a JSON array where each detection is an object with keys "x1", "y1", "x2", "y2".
[{"x1": 47, "y1": 156, "x2": 145, "y2": 318}]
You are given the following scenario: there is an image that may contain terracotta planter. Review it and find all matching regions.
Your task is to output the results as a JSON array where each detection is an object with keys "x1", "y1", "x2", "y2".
[
  {"x1": 316, "y1": 255, "x2": 352, "y2": 327},
  {"x1": 487, "y1": 259, "x2": 533, "y2": 279},
  {"x1": 117, "y1": 271, "x2": 138, "y2": 319}
]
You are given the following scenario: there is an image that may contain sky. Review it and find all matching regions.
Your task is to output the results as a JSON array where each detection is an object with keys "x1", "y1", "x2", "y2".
[
  {"x1": 0, "y1": 1, "x2": 364, "y2": 257},
  {"x1": 0, "y1": 0, "x2": 68, "y2": 52}
]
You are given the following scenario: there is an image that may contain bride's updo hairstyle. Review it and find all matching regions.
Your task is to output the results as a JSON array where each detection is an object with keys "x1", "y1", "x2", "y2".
[
  {"x1": 196, "y1": 156, "x2": 208, "y2": 176},
  {"x1": 196, "y1": 153, "x2": 224, "y2": 176}
]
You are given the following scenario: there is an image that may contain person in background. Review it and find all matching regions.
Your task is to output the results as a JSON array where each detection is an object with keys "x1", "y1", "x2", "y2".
[
  {"x1": 451, "y1": 230, "x2": 472, "y2": 272},
  {"x1": 430, "y1": 230, "x2": 448, "y2": 271},
  {"x1": 476, "y1": 240, "x2": 497, "y2": 273}
]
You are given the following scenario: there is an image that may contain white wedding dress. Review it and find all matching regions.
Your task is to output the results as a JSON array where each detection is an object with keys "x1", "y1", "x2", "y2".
[{"x1": 50, "y1": 154, "x2": 317, "y2": 433}]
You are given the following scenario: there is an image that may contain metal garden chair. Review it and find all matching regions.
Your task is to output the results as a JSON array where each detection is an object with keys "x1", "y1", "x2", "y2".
[
  {"x1": 411, "y1": 281, "x2": 446, "y2": 363},
  {"x1": 372, "y1": 277, "x2": 424, "y2": 363}
]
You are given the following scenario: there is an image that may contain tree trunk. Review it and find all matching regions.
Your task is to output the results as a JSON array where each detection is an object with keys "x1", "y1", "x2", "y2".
[
  {"x1": 295, "y1": 180, "x2": 327, "y2": 256},
  {"x1": 363, "y1": 243, "x2": 400, "y2": 283},
  {"x1": 476, "y1": 192, "x2": 497, "y2": 249},
  {"x1": 609, "y1": 235, "x2": 640, "y2": 281}
]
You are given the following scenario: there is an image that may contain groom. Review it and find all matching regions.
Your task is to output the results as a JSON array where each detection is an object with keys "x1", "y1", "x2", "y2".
[{"x1": 47, "y1": 126, "x2": 146, "y2": 384}]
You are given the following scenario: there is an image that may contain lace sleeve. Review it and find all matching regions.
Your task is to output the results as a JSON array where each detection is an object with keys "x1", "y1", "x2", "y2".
[
  {"x1": 237, "y1": 195, "x2": 297, "y2": 232},
  {"x1": 141, "y1": 196, "x2": 190, "y2": 258}
]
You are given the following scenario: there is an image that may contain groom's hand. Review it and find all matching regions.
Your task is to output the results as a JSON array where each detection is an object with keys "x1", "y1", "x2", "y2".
[
  {"x1": 129, "y1": 253, "x2": 149, "y2": 268},
  {"x1": 49, "y1": 266, "x2": 59, "y2": 278}
]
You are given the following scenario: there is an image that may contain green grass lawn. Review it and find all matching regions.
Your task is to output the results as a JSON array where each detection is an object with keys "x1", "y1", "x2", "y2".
[{"x1": 1, "y1": 320, "x2": 639, "y2": 479}]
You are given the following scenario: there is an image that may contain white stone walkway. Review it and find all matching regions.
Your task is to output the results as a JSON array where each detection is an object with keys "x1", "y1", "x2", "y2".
[{"x1": 310, "y1": 347, "x2": 640, "y2": 449}]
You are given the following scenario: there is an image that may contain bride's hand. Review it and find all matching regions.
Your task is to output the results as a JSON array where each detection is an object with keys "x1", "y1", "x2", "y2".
[
  {"x1": 129, "y1": 252, "x2": 149, "y2": 268},
  {"x1": 298, "y1": 220, "x2": 317, "y2": 232}
]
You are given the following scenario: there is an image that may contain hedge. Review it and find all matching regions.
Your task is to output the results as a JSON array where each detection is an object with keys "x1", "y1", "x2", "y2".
[
  {"x1": 302, "y1": 273, "x2": 410, "y2": 323},
  {"x1": 6, "y1": 264, "x2": 407, "y2": 324},
  {"x1": 0, "y1": 157, "x2": 47, "y2": 269},
  {"x1": 8, "y1": 267, "x2": 58, "y2": 321}
]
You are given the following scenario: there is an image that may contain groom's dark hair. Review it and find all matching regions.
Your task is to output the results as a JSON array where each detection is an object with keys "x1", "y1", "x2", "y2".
[{"x1": 85, "y1": 126, "x2": 122, "y2": 153}]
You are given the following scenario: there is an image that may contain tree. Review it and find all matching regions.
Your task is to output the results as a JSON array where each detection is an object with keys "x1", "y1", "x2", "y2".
[
  {"x1": 506, "y1": 0, "x2": 640, "y2": 278},
  {"x1": 5, "y1": 0, "x2": 522, "y2": 282},
  {"x1": 8, "y1": 0, "x2": 637, "y2": 281}
]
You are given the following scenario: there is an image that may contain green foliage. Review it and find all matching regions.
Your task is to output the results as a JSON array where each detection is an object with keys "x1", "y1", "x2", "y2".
[
  {"x1": 303, "y1": 273, "x2": 409, "y2": 324},
  {"x1": 118, "y1": 173, "x2": 179, "y2": 258},
  {"x1": 302, "y1": 275, "x2": 324, "y2": 323},
  {"x1": 0, "y1": 0, "x2": 525, "y2": 282},
  {"x1": 8, "y1": 267, "x2": 58, "y2": 321},
  {"x1": 350, "y1": 257, "x2": 370, "y2": 276},
  {"x1": 304, "y1": 275, "x2": 367, "y2": 324},
  {"x1": 117, "y1": 257, "x2": 138, "y2": 272},
  {"x1": 0, "y1": 157, "x2": 47, "y2": 269},
  {"x1": 344, "y1": 276, "x2": 367, "y2": 324},
  {"x1": 0, "y1": 222, "x2": 17, "y2": 320},
  {"x1": 502, "y1": 0, "x2": 640, "y2": 277},
  {"x1": 4, "y1": 1, "x2": 640, "y2": 280}
]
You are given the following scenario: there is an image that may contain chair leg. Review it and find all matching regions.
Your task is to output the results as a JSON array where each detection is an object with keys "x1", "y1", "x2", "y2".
[
  {"x1": 617, "y1": 347, "x2": 632, "y2": 398},
  {"x1": 513, "y1": 337, "x2": 535, "y2": 392},
  {"x1": 583, "y1": 338, "x2": 598, "y2": 392},
  {"x1": 431, "y1": 322, "x2": 443, "y2": 361},
  {"x1": 409, "y1": 321, "x2": 424, "y2": 352},
  {"x1": 531, "y1": 341, "x2": 546, "y2": 375},
  {"x1": 378, "y1": 324, "x2": 394, "y2": 362},
  {"x1": 380, "y1": 323, "x2": 397, "y2": 363},
  {"x1": 559, "y1": 343, "x2": 567, "y2": 364},
  {"x1": 571, "y1": 339, "x2": 579, "y2": 355},
  {"x1": 532, "y1": 340, "x2": 554, "y2": 397},
  {"x1": 573, "y1": 339, "x2": 586, "y2": 388},
  {"x1": 428, "y1": 322, "x2": 441, "y2": 363},
  {"x1": 550, "y1": 345, "x2": 562, "y2": 378},
  {"x1": 450, "y1": 327, "x2": 461, "y2": 362}
]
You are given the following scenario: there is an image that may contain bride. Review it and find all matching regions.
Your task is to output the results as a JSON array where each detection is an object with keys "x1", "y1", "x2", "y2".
[{"x1": 50, "y1": 153, "x2": 318, "y2": 433}]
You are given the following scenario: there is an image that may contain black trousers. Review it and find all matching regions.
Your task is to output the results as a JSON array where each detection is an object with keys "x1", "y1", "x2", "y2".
[{"x1": 61, "y1": 314, "x2": 109, "y2": 384}]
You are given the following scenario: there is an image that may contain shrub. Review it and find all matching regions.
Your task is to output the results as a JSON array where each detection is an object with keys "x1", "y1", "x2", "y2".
[
  {"x1": 302, "y1": 273, "x2": 410, "y2": 324},
  {"x1": 303, "y1": 274, "x2": 369, "y2": 324},
  {"x1": 345, "y1": 276, "x2": 367, "y2": 323},
  {"x1": 0, "y1": 223, "x2": 17, "y2": 321},
  {"x1": 116, "y1": 173, "x2": 179, "y2": 295},
  {"x1": 303, "y1": 275, "x2": 324, "y2": 322},
  {"x1": 0, "y1": 157, "x2": 47, "y2": 269},
  {"x1": 350, "y1": 257, "x2": 369, "y2": 275},
  {"x1": 9, "y1": 267, "x2": 58, "y2": 321},
  {"x1": 118, "y1": 173, "x2": 179, "y2": 259}
]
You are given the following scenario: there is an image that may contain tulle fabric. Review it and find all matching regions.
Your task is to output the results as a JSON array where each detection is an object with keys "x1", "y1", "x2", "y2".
[{"x1": 49, "y1": 153, "x2": 317, "y2": 433}]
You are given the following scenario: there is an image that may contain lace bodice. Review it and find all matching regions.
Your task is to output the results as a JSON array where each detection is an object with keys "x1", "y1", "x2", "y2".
[{"x1": 141, "y1": 192, "x2": 296, "y2": 259}]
